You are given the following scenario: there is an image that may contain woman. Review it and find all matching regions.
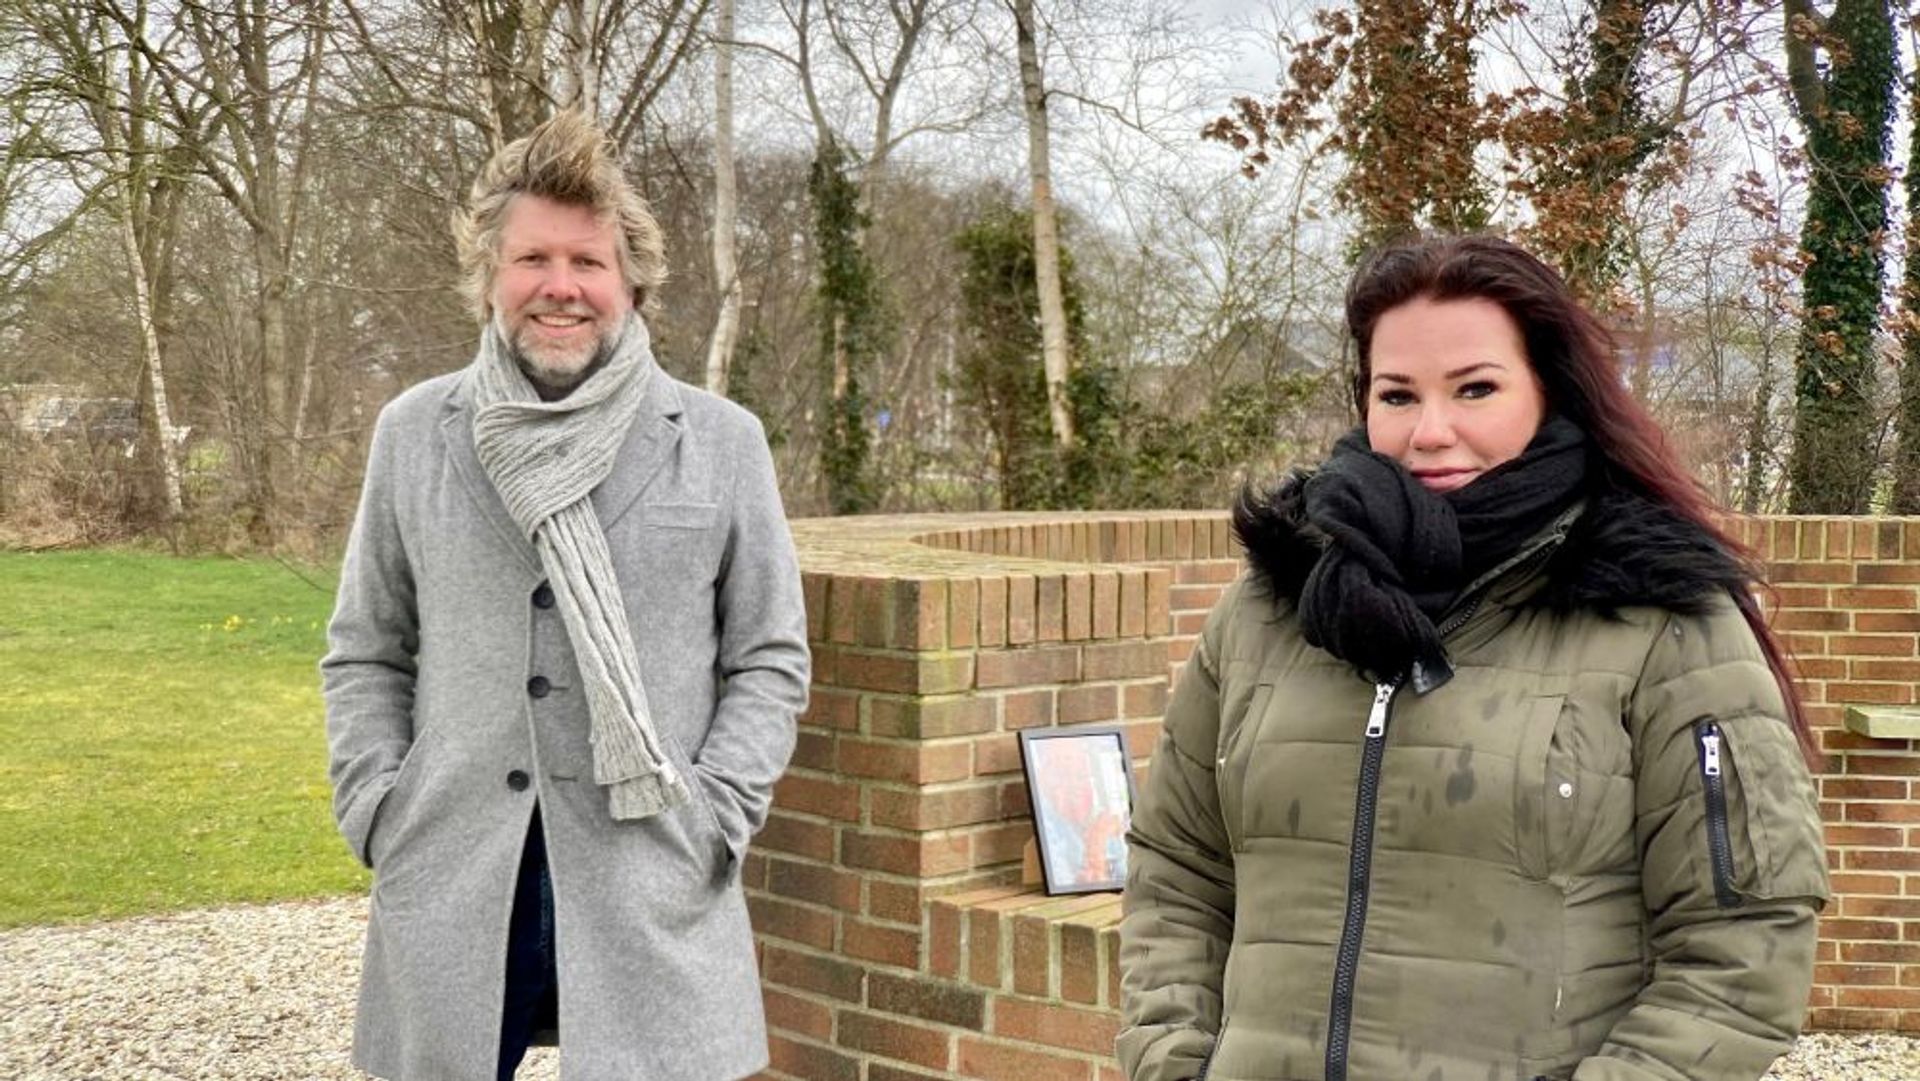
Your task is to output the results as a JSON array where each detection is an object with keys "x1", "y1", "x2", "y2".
[{"x1": 1118, "y1": 235, "x2": 1828, "y2": 1081}]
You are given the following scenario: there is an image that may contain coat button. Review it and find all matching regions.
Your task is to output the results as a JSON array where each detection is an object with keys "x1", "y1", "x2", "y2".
[
  {"x1": 507, "y1": 769, "x2": 530, "y2": 792},
  {"x1": 528, "y1": 675, "x2": 551, "y2": 698},
  {"x1": 532, "y1": 582, "x2": 555, "y2": 609}
]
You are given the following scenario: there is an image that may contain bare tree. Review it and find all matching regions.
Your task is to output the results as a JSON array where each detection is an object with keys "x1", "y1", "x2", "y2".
[
  {"x1": 102, "y1": 7, "x2": 186, "y2": 517},
  {"x1": 0, "y1": 98, "x2": 84, "y2": 337},
  {"x1": 335, "y1": 0, "x2": 708, "y2": 152},
  {"x1": 3, "y1": 0, "x2": 193, "y2": 519},
  {"x1": 118, "y1": 0, "x2": 333, "y2": 539}
]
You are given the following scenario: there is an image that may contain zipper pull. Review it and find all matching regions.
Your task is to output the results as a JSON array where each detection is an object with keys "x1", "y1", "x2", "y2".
[
  {"x1": 1701, "y1": 723, "x2": 1722, "y2": 778},
  {"x1": 1365, "y1": 682, "x2": 1395, "y2": 739}
]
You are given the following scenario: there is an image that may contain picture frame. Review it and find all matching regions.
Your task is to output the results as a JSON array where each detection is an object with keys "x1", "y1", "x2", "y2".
[{"x1": 1018, "y1": 726, "x2": 1138, "y2": 895}]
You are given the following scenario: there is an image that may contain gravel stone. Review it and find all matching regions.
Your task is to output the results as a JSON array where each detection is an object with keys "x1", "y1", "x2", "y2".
[{"x1": 1, "y1": 898, "x2": 1913, "y2": 1079}]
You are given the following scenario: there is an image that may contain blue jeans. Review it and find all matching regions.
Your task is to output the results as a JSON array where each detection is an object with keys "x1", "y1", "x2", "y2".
[{"x1": 498, "y1": 807, "x2": 556, "y2": 1081}]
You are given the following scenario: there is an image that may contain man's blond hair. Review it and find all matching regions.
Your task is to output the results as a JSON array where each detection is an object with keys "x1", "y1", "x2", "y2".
[{"x1": 452, "y1": 110, "x2": 666, "y2": 321}]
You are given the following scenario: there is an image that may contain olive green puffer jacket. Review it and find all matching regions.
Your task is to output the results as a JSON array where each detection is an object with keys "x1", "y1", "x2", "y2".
[{"x1": 1118, "y1": 515, "x2": 1829, "y2": 1081}]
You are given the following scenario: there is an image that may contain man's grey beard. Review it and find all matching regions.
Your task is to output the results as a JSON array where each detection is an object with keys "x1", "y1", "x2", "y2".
[{"x1": 493, "y1": 312, "x2": 618, "y2": 400}]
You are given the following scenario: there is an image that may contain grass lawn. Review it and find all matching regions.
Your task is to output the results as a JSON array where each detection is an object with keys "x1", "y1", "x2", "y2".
[{"x1": 0, "y1": 549, "x2": 369, "y2": 927}]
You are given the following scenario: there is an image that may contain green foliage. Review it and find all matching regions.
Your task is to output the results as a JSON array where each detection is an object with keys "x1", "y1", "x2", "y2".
[
  {"x1": 727, "y1": 326, "x2": 785, "y2": 450},
  {"x1": 1070, "y1": 370, "x2": 1326, "y2": 509},
  {"x1": 1787, "y1": 0, "x2": 1897, "y2": 514},
  {"x1": 953, "y1": 200, "x2": 1090, "y2": 509},
  {"x1": 809, "y1": 139, "x2": 882, "y2": 514},
  {"x1": 0, "y1": 550, "x2": 363, "y2": 927}
]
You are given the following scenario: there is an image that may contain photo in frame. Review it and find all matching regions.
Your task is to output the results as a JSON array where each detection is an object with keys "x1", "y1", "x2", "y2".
[{"x1": 1018, "y1": 726, "x2": 1137, "y2": 895}]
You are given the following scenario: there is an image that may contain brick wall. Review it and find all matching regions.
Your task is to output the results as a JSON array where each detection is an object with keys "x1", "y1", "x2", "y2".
[
  {"x1": 1727, "y1": 517, "x2": 1920, "y2": 1031},
  {"x1": 753, "y1": 511, "x2": 1920, "y2": 1080}
]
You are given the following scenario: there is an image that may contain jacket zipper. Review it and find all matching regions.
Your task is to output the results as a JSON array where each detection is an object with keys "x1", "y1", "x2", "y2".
[
  {"x1": 1695, "y1": 719, "x2": 1742, "y2": 908},
  {"x1": 1324, "y1": 679, "x2": 1397, "y2": 1081},
  {"x1": 1324, "y1": 598, "x2": 1484, "y2": 1081}
]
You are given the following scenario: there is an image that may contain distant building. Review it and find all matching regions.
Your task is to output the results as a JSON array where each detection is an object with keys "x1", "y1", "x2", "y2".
[
  {"x1": 1128, "y1": 316, "x2": 1341, "y2": 419},
  {"x1": 1, "y1": 384, "x2": 139, "y2": 443}
]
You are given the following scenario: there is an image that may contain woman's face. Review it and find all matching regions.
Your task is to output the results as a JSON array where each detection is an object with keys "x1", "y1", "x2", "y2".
[{"x1": 1364, "y1": 296, "x2": 1547, "y2": 493}]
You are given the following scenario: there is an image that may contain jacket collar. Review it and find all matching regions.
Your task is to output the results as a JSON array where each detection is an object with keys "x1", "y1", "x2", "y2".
[
  {"x1": 1461, "y1": 501, "x2": 1585, "y2": 615},
  {"x1": 437, "y1": 360, "x2": 687, "y2": 570},
  {"x1": 1407, "y1": 503, "x2": 1582, "y2": 691}
]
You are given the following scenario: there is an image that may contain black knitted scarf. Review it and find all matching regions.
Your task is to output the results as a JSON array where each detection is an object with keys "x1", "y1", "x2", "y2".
[{"x1": 1294, "y1": 415, "x2": 1588, "y2": 687}]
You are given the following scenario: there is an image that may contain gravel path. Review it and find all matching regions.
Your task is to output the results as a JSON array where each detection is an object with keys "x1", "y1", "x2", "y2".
[
  {"x1": 0, "y1": 898, "x2": 557, "y2": 1081},
  {"x1": 1, "y1": 897, "x2": 1914, "y2": 1080}
]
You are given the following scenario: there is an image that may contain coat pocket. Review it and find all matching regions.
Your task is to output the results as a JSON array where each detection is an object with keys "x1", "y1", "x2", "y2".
[
  {"x1": 366, "y1": 724, "x2": 443, "y2": 870},
  {"x1": 1693, "y1": 714, "x2": 1830, "y2": 906},
  {"x1": 640, "y1": 501, "x2": 718, "y2": 530},
  {"x1": 1692, "y1": 718, "x2": 1740, "y2": 907},
  {"x1": 1511, "y1": 694, "x2": 1568, "y2": 880},
  {"x1": 1216, "y1": 683, "x2": 1272, "y2": 853},
  {"x1": 657, "y1": 729, "x2": 736, "y2": 884}
]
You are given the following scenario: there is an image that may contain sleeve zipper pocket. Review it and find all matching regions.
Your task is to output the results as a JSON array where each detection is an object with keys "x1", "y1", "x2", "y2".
[{"x1": 1694, "y1": 718, "x2": 1743, "y2": 909}]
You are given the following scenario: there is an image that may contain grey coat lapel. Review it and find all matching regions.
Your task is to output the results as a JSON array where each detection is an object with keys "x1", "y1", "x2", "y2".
[
  {"x1": 438, "y1": 371, "x2": 541, "y2": 575},
  {"x1": 592, "y1": 374, "x2": 686, "y2": 530}
]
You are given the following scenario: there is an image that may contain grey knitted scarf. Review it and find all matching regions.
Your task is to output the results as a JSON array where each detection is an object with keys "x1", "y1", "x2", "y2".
[{"x1": 470, "y1": 313, "x2": 690, "y2": 821}]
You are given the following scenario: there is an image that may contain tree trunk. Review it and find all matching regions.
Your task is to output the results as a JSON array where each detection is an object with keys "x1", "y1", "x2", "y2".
[
  {"x1": 1012, "y1": 0, "x2": 1074, "y2": 451},
  {"x1": 118, "y1": 195, "x2": 184, "y2": 519},
  {"x1": 1742, "y1": 349, "x2": 1777, "y2": 514},
  {"x1": 564, "y1": 0, "x2": 602, "y2": 111},
  {"x1": 470, "y1": 0, "x2": 555, "y2": 146},
  {"x1": 246, "y1": 159, "x2": 292, "y2": 541},
  {"x1": 292, "y1": 334, "x2": 318, "y2": 463},
  {"x1": 705, "y1": 0, "x2": 741, "y2": 396},
  {"x1": 95, "y1": 4, "x2": 184, "y2": 519}
]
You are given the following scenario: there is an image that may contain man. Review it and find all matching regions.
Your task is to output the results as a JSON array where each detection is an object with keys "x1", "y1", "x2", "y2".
[{"x1": 323, "y1": 110, "x2": 809, "y2": 1081}]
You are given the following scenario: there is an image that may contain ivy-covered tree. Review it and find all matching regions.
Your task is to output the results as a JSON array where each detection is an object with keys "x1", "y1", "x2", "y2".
[
  {"x1": 953, "y1": 201, "x2": 1087, "y2": 509},
  {"x1": 1893, "y1": 74, "x2": 1920, "y2": 514},
  {"x1": 1783, "y1": 0, "x2": 1897, "y2": 514},
  {"x1": 809, "y1": 137, "x2": 882, "y2": 514}
]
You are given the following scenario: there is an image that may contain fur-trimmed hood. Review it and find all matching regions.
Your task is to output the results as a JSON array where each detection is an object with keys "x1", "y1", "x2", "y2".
[{"x1": 1232, "y1": 473, "x2": 1755, "y2": 619}]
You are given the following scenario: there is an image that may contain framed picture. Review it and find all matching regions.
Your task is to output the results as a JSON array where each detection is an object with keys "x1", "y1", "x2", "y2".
[{"x1": 1018, "y1": 726, "x2": 1137, "y2": 895}]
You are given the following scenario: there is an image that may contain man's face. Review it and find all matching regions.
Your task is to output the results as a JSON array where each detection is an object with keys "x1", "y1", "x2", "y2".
[{"x1": 489, "y1": 194, "x2": 633, "y2": 394}]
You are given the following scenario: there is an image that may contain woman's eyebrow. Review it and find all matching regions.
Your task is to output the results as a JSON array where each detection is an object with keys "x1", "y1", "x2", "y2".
[
  {"x1": 1443, "y1": 361, "x2": 1504, "y2": 380},
  {"x1": 1372, "y1": 361, "x2": 1507, "y2": 384}
]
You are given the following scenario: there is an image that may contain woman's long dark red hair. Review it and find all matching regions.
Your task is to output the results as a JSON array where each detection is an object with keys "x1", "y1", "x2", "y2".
[{"x1": 1343, "y1": 234, "x2": 1820, "y2": 765}]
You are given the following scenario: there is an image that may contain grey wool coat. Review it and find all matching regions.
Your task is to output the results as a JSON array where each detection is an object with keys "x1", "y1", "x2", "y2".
[{"x1": 323, "y1": 358, "x2": 810, "y2": 1081}]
